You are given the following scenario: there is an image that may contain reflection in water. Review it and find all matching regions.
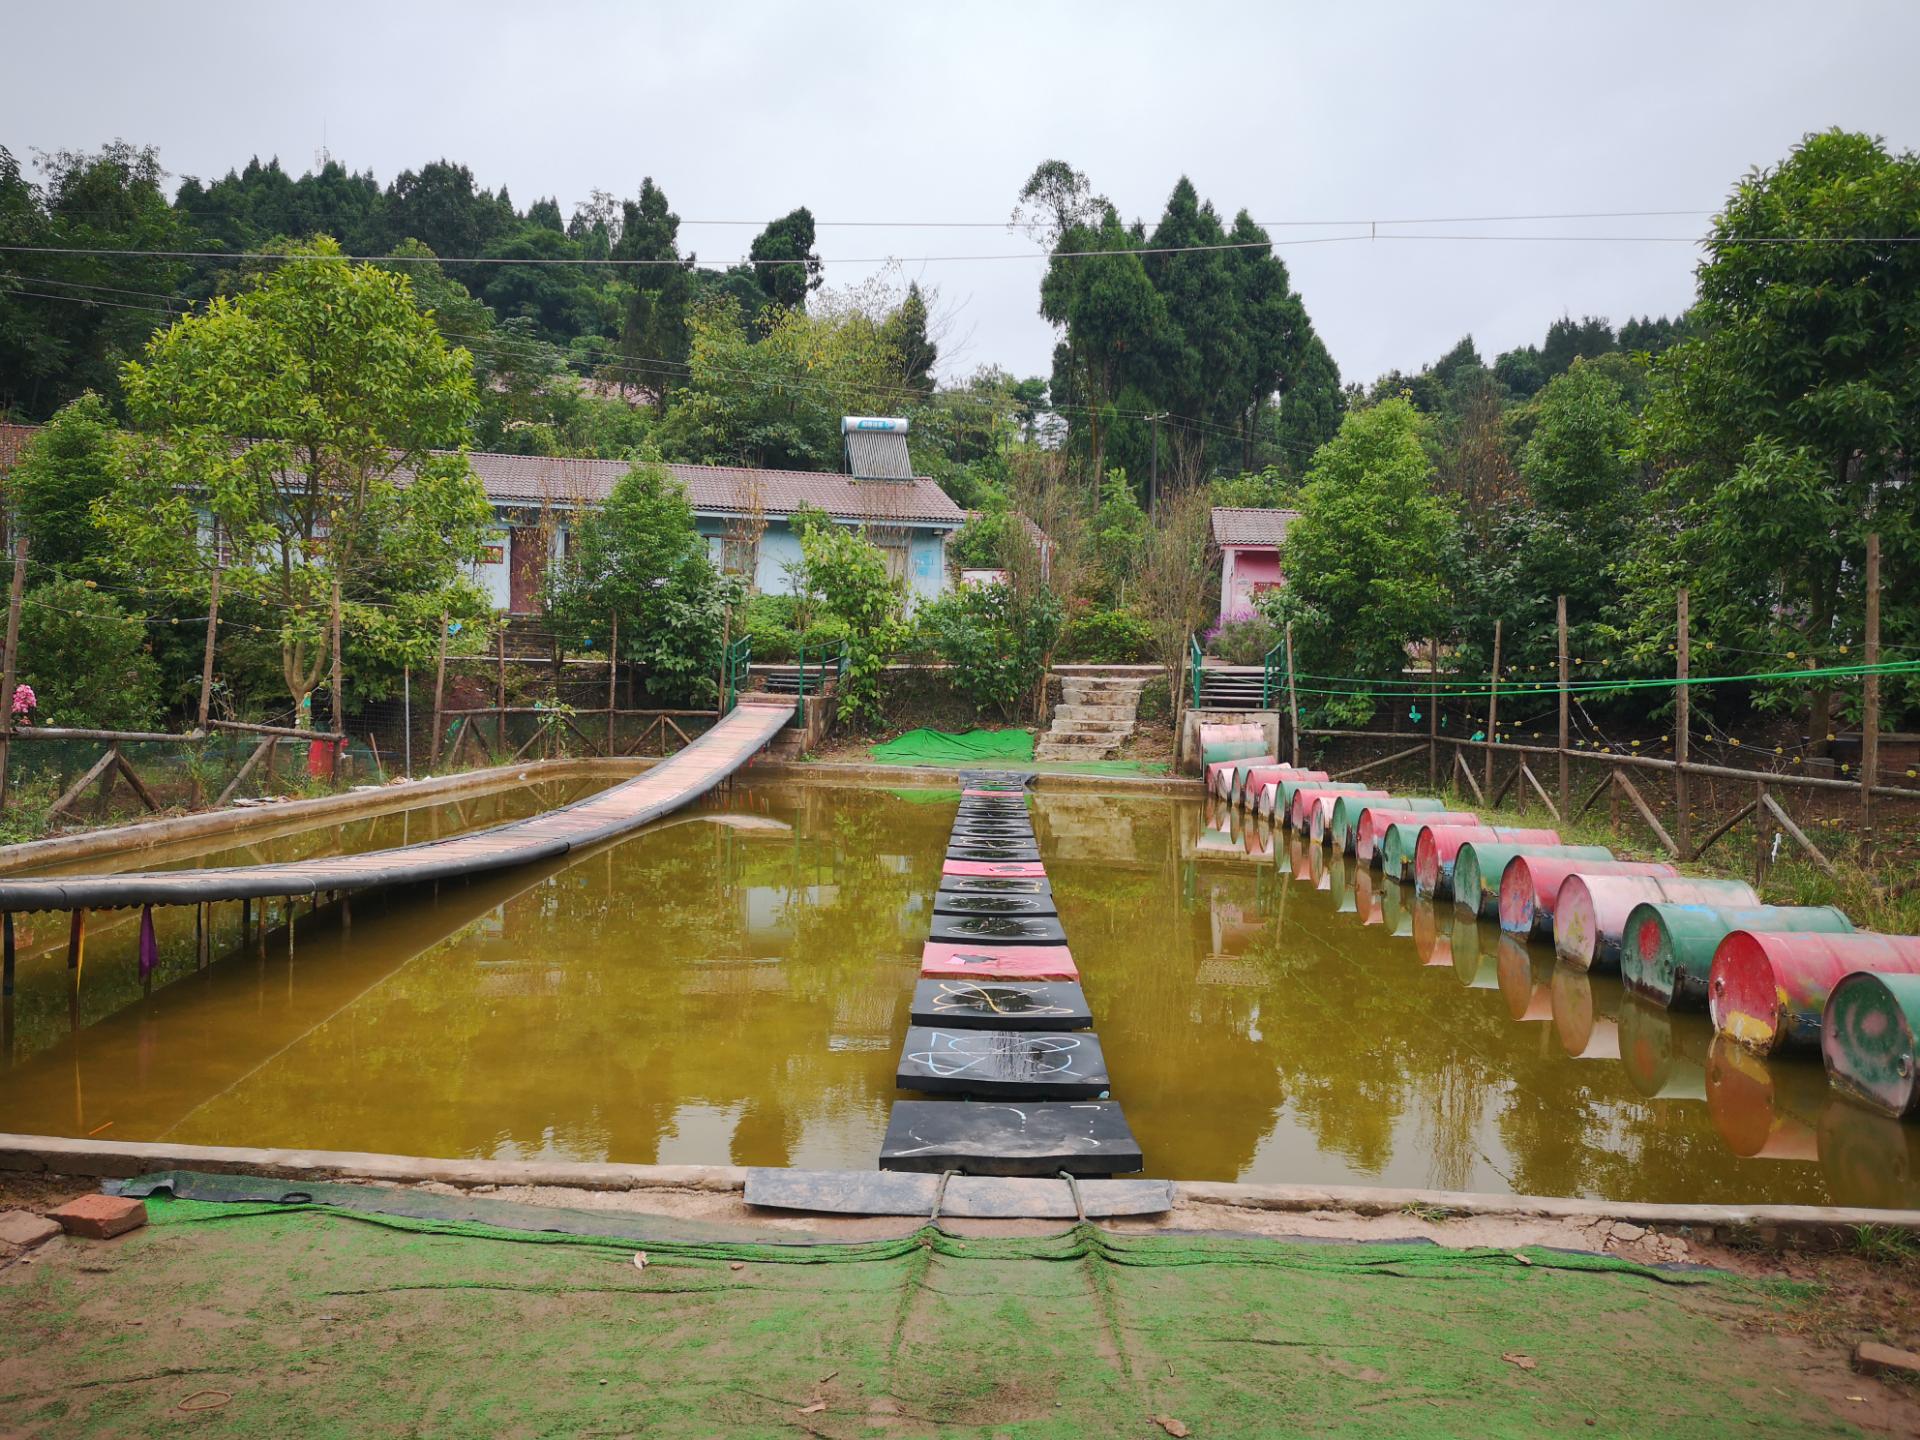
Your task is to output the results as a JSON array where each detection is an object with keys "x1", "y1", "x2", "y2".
[{"x1": 1, "y1": 781, "x2": 1913, "y2": 1208}]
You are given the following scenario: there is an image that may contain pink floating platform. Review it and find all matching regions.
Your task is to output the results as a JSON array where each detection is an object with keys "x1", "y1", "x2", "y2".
[
  {"x1": 942, "y1": 858, "x2": 1048, "y2": 877},
  {"x1": 961, "y1": 787, "x2": 1031, "y2": 798},
  {"x1": 920, "y1": 941, "x2": 1079, "y2": 980}
]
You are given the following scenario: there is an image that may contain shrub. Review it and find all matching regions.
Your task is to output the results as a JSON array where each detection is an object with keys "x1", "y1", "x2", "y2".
[
  {"x1": 797, "y1": 519, "x2": 904, "y2": 728},
  {"x1": 1207, "y1": 610, "x2": 1279, "y2": 666},
  {"x1": 919, "y1": 582, "x2": 1063, "y2": 722},
  {"x1": 14, "y1": 578, "x2": 163, "y2": 730},
  {"x1": 738, "y1": 593, "x2": 849, "y2": 664},
  {"x1": 1060, "y1": 607, "x2": 1155, "y2": 663}
]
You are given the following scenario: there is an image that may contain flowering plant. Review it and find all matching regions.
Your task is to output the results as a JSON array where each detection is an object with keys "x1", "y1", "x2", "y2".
[{"x1": 11, "y1": 683, "x2": 35, "y2": 717}]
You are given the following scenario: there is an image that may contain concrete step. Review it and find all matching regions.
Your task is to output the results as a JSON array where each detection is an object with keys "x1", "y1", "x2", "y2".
[
  {"x1": 1062, "y1": 680, "x2": 1147, "y2": 702},
  {"x1": 1047, "y1": 718, "x2": 1133, "y2": 735},
  {"x1": 1037, "y1": 740, "x2": 1121, "y2": 761},
  {"x1": 1039, "y1": 729, "x2": 1127, "y2": 748},
  {"x1": 1053, "y1": 702, "x2": 1137, "y2": 723}
]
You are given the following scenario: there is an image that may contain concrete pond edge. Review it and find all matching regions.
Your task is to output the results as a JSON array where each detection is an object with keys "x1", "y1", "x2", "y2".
[{"x1": 3, "y1": 1133, "x2": 1914, "y2": 1236}]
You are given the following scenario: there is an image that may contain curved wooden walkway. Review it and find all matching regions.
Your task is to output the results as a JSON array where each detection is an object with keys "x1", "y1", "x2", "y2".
[{"x1": 0, "y1": 702, "x2": 793, "y2": 914}]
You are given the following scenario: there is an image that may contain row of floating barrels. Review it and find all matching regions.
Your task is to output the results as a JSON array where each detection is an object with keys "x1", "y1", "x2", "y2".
[{"x1": 1198, "y1": 723, "x2": 1920, "y2": 1123}]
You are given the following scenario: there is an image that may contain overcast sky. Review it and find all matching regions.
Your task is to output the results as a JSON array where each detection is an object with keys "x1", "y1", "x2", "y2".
[{"x1": 8, "y1": 1, "x2": 1920, "y2": 390}]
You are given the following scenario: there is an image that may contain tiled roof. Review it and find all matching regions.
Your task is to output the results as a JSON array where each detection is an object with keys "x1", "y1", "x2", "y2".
[
  {"x1": 0, "y1": 423, "x2": 963, "y2": 527},
  {"x1": 1211, "y1": 506, "x2": 1300, "y2": 548},
  {"x1": 464, "y1": 451, "x2": 963, "y2": 527},
  {"x1": 0, "y1": 423, "x2": 40, "y2": 472}
]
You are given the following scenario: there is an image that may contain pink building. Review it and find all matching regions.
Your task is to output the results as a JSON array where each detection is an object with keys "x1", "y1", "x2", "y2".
[{"x1": 1211, "y1": 507, "x2": 1299, "y2": 618}]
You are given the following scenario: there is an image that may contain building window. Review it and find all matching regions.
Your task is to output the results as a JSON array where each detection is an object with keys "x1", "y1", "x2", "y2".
[{"x1": 721, "y1": 535, "x2": 758, "y2": 583}]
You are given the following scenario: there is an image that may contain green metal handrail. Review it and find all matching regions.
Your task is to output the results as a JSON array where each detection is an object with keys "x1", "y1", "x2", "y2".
[
  {"x1": 723, "y1": 635, "x2": 752, "y2": 710},
  {"x1": 1262, "y1": 640, "x2": 1286, "y2": 708},
  {"x1": 1189, "y1": 633, "x2": 1205, "y2": 711}
]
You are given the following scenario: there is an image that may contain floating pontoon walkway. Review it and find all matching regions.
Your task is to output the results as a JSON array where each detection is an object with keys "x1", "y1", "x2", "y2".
[{"x1": 0, "y1": 701, "x2": 793, "y2": 913}]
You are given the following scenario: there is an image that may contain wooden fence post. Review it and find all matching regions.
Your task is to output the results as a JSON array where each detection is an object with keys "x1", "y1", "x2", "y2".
[
  {"x1": 1862, "y1": 533, "x2": 1881, "y2": 834},
  {"x1": 1428, "y1": 636, "x2": 1439, "y2": 790},
  {"x1": 1284, "y1": 623, "x2": 1301, "y2": 768},
  {"x1": 1556, "y1": 596, "x2": 1569, "y2": 818},
  {"x1": 1754, "y1": 781, "x2": 1771, "y2": 889},
  {"x1": 329, "y1": 576, "x2": 344, "y2": 782},
  {"x1": 607, "y1": 611, "x2": 619, "y2": 756},
  {"x1": 1676, "y1": 588, "x2": 1691, "y2": 858},
  {"x1": 198, "y1": 529, "x2": 223, "y2": 731},
  {"x1": 0, "y1": 538, "x2": 23, "y2": 811},
  {"x1": 1485, "y1": 619, "x2": 1501, "y2": 796},
  {"x1": 496, "y1": 624, "x2": 508, "y2": 755},
  {"x1": 428, "y1": 613, "x2": 450, "y2": 771}
]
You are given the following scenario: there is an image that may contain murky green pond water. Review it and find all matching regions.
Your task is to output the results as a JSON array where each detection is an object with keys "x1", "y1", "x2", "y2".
[{"x1": 0, "y1": 781, "x2": 1910, "y2": 1208}]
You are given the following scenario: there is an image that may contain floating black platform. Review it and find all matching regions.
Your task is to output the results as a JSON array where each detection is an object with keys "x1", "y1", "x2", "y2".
[
  {"x1": 947, "y1": 843, "x2": 1043, "y2": 862},
  {"x1": 928, "y1": 912, "x2": 1070, "y2": 946},
  {"x1": 931, "y1": 892, "x2": 1059, "y2": 918},
  {"x1": 938, "y1": 875, "x2": 1053, "y2": 897},
  {"x1": 744, "y1": 1169, "x2": 1172, "y2": 1218},
  {"x1": 896, "y1": 1026, "x2": 1108, "y2": 1098},
  {"x1": 950, "y1": 820, "x2": 1035, "y2": 838},
  {"x1": 909, "y1": 978, "x2": 1091, "y2": 1029},
  {"x1": 880, "y1": 1100, "x2": 1143, "y2": 1176}
]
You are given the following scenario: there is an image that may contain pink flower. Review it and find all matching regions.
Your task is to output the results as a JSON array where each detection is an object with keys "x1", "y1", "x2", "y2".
[{"x1": 11, "y1": 683, "x2": 35, "y2": 716}]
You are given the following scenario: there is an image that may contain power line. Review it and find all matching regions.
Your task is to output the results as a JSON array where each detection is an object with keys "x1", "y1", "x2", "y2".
[{"x1": 8, "y1": 230, "x2": 1917, "y2": 270}]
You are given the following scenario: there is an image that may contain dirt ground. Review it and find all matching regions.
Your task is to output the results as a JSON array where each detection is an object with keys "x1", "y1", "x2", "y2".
[{"x1": 3, "y1": 1172, "x2": 1918, "y2": 1437}]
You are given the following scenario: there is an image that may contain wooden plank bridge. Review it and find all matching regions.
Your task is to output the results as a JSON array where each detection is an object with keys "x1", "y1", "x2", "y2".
[{"x1": 0, "y1": 702, "x2": 793, "y2": 917}]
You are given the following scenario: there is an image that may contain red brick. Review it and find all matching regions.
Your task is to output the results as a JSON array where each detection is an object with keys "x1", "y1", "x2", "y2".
[{"x1": 49, "y1": 1193, "x2": 148, "y2": 1240}]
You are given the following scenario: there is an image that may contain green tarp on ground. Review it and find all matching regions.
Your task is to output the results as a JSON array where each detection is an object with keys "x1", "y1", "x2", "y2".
[
  {"x1": 869, "y1": 728, "x2": 1036, "y2": 765},
  {"x1": 0, "y1": 1191, "x2": 1868, "y2": 1439}
]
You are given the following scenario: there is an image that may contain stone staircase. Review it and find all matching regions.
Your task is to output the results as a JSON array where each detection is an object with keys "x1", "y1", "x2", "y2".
[{"x1": 1037, "y1": 673, "x2": 1149, "y2": 762}]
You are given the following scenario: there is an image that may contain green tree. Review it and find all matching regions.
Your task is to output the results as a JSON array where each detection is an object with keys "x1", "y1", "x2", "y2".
[
  {"x1": 7, "y1": 392, "x2": 121, "y2": 575},
  {"x1": 749, "y1": 206, "x2": 822, "y2": 310},
  {"x1": 1264, "y1": 399, "x2": 1459, "y2": 722},
  {"x1": 13, "y1": 578, "x2": 162, "y2": 730},
  {"x1": 613, "y1": 178, "x2": 694, "y2": 411},
  {"x1": 1634, "y1": 129, "x2": 1920, "y2": 738},
  {"x1": 101, "y1": 237, "x2": 493, "y2": 726},
  {"x1": 881, "y1": 281, "x2": 938, "y2": 397},
  {"x1": 795, "y1": 514, "x2": 902, "y2": 729},
  {"x1": 920, "y1": 581, "x2": 1062, "y2": 722}
]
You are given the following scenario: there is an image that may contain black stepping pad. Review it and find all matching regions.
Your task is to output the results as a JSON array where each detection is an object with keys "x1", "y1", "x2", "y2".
[
  {"x1": 947, "y1": 840, "x2": 1042, "y2": 859},
  {"x1": 744, "y1": 1168, "x2": 1172, "y2": 1218},
  {"x1": 939, "y1": 876, "x2": 1052, "y2": 897},
  {"x1": 896, "y1": 1026, "x2": 1109, "y2": 1098},
  {"x1": 928, "y1": 912, "x2": 1069, "y2": 946},
  {"x1": 910, "y1": 978, "x2": 1091, "y2": 1030},
  {"x1": 932, "y1": 892, "x2": 1059, "y2": 918},
  {"x1": 880, "y1": 1101, "x2": 1142, "y2": 1176}
]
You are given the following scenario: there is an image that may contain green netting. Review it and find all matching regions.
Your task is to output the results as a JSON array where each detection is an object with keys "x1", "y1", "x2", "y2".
[
  {"x1": 8, "y1": 1189, "x2": 1857, "y2": 1440},
  {"x1": 868, "y1": 728, "x2": 1036, "y2": 765}
]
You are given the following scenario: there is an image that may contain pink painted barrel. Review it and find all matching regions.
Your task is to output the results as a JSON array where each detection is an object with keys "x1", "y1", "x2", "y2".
[
  {"x1": 1355, "y1": 807, "x2": 1478, "y2": 867},
  {"x1": 1305, "y1": 788, "x2": 1389, "y2": 844},
  {"x1": 1412, "y1": 825, "x2": 1560, "y2": 900},
  {"x1": 1239, "y1": 764, "x2": 1321, "y2": 809},
  {"x1": 1708, "y1": 931, "x2": 1920, "y2": 1055},
  {"x1": 1554, "y1": 874, "x2": 1760, "y2": 973},
  {"x1": 1498, "y1": 857, "x2": 1680, "y2": 942},
  {"x1": 1207, "y1": 753, "x2": 1275, "y2": 798},
  {"x1": 1287, "y1": 784, "x2": 1371, "y2": 833}
]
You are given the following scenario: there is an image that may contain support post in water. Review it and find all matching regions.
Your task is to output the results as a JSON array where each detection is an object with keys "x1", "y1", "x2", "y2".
[
  {"x1": 1556, "y1": 596, "x2": 1569, "y2": 817},
  {"x1": 1862, "y1": 532, "x2": 1881, "y2": 834},
  {"x1": 2, "y1": 913, "x2": 13, "y2": 998},
  {"x1": 1676, "y1": 588, "x2": 1691, "y2": 858},
  {"x1": 497, "y1": 625, "x2": 508, "y2": 755},
  {"x1": 67, "y1": 909, "x2": 86, "y2": 973},
  {"x1": 1485, "y1": 618, "x2": 1501, "y2": 796},
  {"x1": 0, "y1": 537, "x2": 25, "y2": 811},
  {"x1": 1284, "y1": 623, "x2": 1301, "y2": 768}
]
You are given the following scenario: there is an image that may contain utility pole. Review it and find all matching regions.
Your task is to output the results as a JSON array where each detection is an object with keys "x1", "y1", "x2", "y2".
[
  {"x1": 329, "y1": 576, "x2": 344, "y2": 781},
  {"x1": 198, "y1": 526, "x2": 223, "y2": 732},
  {"x1": 1485, "y1": 619, "x2": 1501, "y2": 796},
  {"x1": 1147, "y1": 413, "x2": 1168, "y2": 513}
]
